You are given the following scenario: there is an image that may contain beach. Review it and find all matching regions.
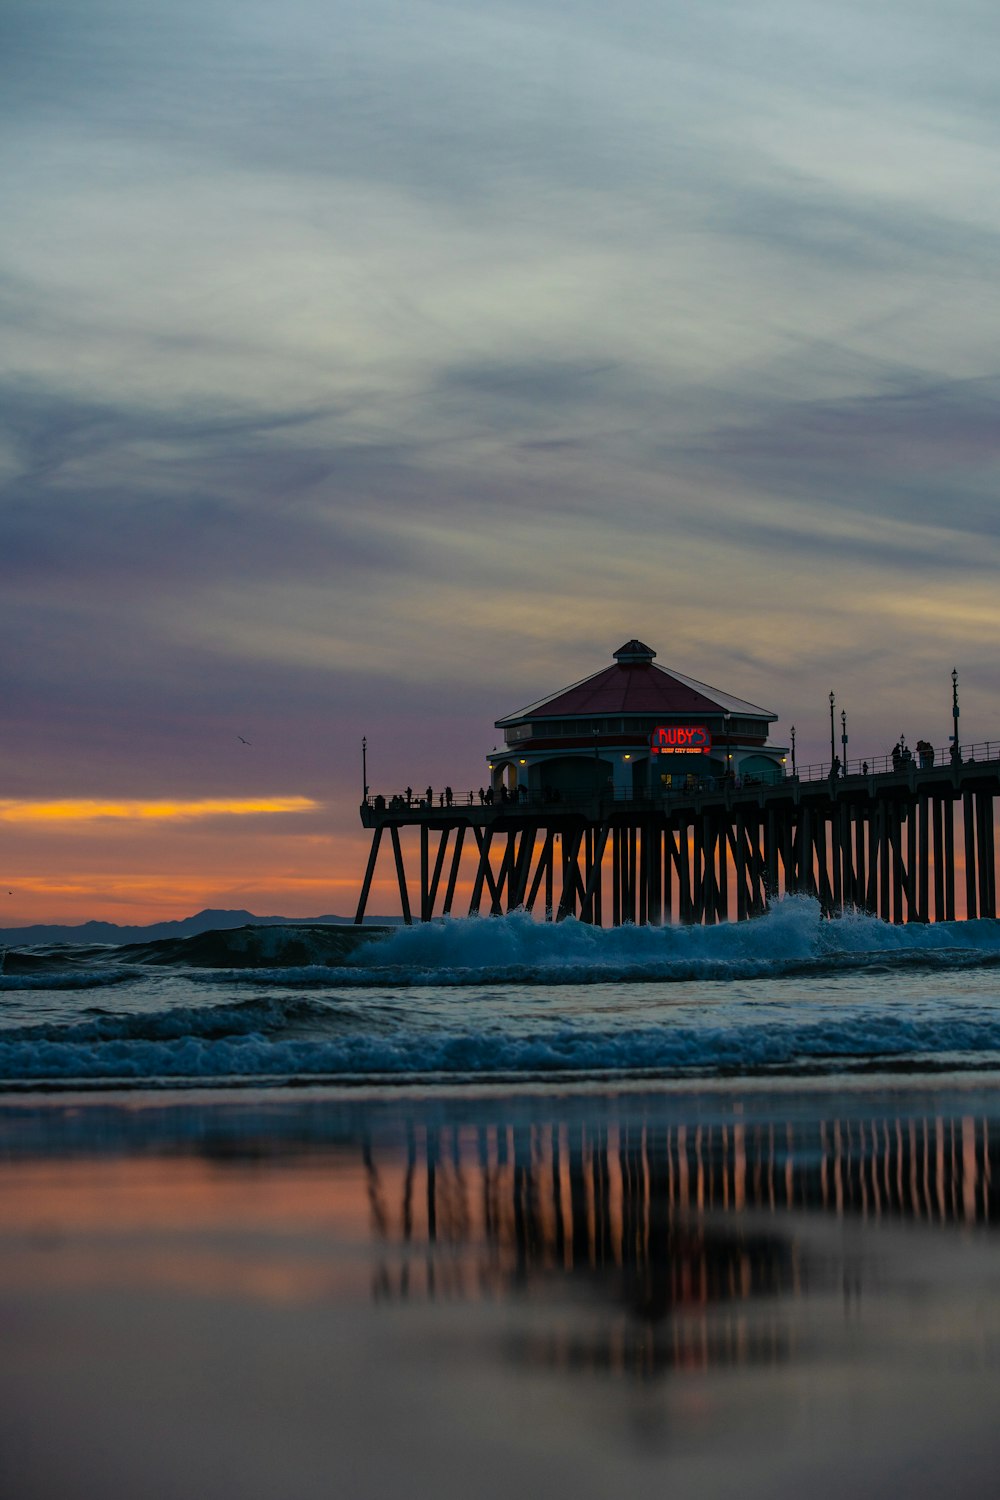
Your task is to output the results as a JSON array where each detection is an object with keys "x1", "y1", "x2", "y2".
[
  {"x1": 3, "y1": 904, "x2": 1000, "y2": 1495},
  {"x1": 2, "y1": 1074, "x2": 1000, "y2": 1499}
]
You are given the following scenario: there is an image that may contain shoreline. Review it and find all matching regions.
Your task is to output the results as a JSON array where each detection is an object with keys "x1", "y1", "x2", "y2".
[
  {"x1": 3, "y1": 1071, "x2": 1000, "y2": 1499},
  {"x1": 5, "y1": 1064, "x2": 1000, "y2": 1108}
]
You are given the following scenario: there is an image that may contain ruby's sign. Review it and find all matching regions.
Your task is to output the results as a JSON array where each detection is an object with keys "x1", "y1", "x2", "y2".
[{"x1": 650, "y1": 725, "x2": 712, "y2": 754}]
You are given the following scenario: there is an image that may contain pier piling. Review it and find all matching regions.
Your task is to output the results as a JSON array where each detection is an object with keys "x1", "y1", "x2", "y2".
[{"x1": 356, "y1": 759, "x2": 1000, "y2": 926}]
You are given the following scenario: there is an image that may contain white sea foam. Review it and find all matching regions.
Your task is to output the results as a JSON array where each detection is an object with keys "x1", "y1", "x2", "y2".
[
  {"x1": 6, "y1": 898, "x2": 1000, "y2": 993},
  {"x1": 4, "y1": 899, "x2": 1000, "y2": 1088},
  {"x1": 2, "y1": 989, "x2": 1000, "y2": 1086},
  {"x1": 339, "y1": 898, "x2": 1000, "y2": 985},
  {"x1": 1, "y1": 1012, "x2": 998, "y2": 1086}
]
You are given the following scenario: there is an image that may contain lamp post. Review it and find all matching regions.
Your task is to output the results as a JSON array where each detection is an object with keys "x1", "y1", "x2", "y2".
[
  {"x1": 841, "y1": 709, "x2": 847, "y2": 777},
  {"x1": 362, "y1": 736, "x2": 368, "y2": 802},
  {"x1": 724, "y1": 711, "x2": 732, "y2": 782},
  {"x1": 790, "y1": 724, "x2": 797, "y2": 776},
  {"x1": 829, "y1": 691, "x2": 836, "y2": 773},
  {"x1": 951, "y1": 668, "x2": 961, "y2": 763}
]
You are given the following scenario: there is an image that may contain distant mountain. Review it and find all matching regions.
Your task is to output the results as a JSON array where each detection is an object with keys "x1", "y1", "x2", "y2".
[{"x1": 0, "y1": 908, "x2": 399, "y2": 947}]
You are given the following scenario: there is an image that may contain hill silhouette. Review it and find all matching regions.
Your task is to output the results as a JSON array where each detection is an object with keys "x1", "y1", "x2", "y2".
[{"x1": 0, "y1": 908, "x2": 397, "y2": 947}]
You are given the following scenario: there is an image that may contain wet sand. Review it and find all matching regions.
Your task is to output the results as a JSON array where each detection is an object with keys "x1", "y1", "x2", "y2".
[{"x1": 2, "y1": 1081, "x2": 999, "y2": 1499}]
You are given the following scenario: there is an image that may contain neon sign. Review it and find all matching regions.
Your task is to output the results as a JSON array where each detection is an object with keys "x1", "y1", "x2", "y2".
[{"x1": 650, "y1": 725, "x2": 712, "y2": 755}]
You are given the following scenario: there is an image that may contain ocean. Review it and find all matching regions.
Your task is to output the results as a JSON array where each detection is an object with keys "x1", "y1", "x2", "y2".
[
  {"x1": 3, "y1": 897, "x2": 1000, "y2": 1498},
  {"x1": 6, "y1": 895, "x2": 1000, "y2": 1090}
]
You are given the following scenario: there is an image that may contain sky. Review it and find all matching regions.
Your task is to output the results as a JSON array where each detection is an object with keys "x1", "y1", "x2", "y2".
[{"x1": 4, "y1": 0, "x2": 1000, "y2": 924}]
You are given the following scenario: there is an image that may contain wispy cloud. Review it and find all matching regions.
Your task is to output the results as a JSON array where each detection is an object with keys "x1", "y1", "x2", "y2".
[
  {"x1": 4, "y1": 0, "x2": 1000, "y2": 918},
  {"x1": 0, "y1": 797, "x2": 318, "y2": 825}
]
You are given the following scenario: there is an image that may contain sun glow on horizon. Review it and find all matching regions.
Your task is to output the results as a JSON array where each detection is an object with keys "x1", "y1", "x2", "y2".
[{"x1": 0, "y1": 797, "x2": 319, "y2": 825}]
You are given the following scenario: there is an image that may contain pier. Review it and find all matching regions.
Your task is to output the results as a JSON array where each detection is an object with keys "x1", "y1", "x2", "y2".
[{"x1": 355, "y1": 643, "x2": 1000, "y2": 926}]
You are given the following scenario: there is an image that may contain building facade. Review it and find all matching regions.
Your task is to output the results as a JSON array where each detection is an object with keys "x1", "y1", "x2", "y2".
[{"x1": 488, "y1": 640, "x2": 787, "y2": 801}]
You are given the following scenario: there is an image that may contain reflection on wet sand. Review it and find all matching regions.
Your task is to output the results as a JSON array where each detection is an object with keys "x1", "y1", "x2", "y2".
[
  {"x1": 361, "y1": 1109, "x2": 999, "y2": 1373},
  {"x1": 3, "y1": 1092, "x2": 1000, "y2": 1500},
  {"x1": 2, "y1": 1093, "x2": 998, "y2": 1380}
]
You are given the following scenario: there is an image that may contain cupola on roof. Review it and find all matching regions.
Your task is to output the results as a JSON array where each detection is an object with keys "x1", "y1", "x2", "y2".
[
  {"x1": 612, "y1": 639, "x2": 656, "y2": 664},
  {"x1": 496, "y1": 643, "x2": 777, "y2": 726}
]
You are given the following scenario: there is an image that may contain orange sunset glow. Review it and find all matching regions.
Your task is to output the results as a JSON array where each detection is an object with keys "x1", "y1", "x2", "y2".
[
  {"x1": 0, "y1": 797, "x2": 318, "y2": 824},
  {"x1": 4, "y1": 0, "x2": 1000, "y2": 937}
]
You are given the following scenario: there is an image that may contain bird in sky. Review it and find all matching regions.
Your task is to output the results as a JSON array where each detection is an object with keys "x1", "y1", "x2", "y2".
[{"x1": 237, "y1": 735, "x2": 252, "y2": 746}]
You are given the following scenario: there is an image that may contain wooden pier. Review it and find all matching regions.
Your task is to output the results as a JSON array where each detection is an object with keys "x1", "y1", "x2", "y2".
[{"x1": 355, "y1": 758, "x2": 1000, "y2": 926}]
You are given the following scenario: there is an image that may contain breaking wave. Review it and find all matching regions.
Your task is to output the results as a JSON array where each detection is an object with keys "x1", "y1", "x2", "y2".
[
  {"x1": 3, "y1": 989, "x2": 1000, "y2": 1089},
  {"x1": 4, "y1": 900, "x2": 1000, "y2": 1089},
  {"x1": 338, "y1": 899, "x2": 1000, "y2": 986},
  {"x1": 3, "y1": 1020, "x2": 1000, "y2": 1089},
  {"x1": 7, "y1": 898, "x2": 1000, "y2": 991}
]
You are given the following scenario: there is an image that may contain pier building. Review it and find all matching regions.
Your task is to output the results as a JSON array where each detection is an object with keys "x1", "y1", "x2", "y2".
[
  {"x1": 488, "y1": 639, "x2": 786, "y2": 802},
  {"x1": 355, "y1": 643, "x2": 1000, "y2": 927}
]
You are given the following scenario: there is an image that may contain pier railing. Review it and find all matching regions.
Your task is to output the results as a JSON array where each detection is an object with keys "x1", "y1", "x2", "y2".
[
  {"x1": 363, "y1": 740, "x2": 998, "y2": 817},
  {"x1": 794, "y1": 740, "x2": 999, "y2": 781},
  {"x1": 355, "y1": 741, "x2": 1000, "y2": 928}
]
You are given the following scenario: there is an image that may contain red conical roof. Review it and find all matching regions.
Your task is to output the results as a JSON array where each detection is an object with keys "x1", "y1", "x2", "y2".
[{"x1": 497, "y1": 645, "x2": 776, "y2": 725}]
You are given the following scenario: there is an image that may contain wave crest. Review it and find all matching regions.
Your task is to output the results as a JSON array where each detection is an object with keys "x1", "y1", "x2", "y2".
[
  {"x1": 2, "y1": 1011, "x2": 999, "y2": 1087},
  {"x1": 342, "y1": 898, "x2": 1000, "y2": 984}
]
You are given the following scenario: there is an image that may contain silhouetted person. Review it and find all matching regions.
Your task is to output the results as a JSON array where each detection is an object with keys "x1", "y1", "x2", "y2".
[
  {"x1": 831, "y1": 755, "x2": 841, "y2": 779},
  {"x1": 445, "y1": 786, "x2": 453, "y2": 806},
  {"x1": 406, "y1": 786, "x2": 413, "y2": 805}
]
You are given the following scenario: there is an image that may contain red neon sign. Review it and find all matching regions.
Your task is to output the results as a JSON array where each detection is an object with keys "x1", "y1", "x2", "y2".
[{"x1": 650, "y1": 724, "x2": 712, "y2": 754}]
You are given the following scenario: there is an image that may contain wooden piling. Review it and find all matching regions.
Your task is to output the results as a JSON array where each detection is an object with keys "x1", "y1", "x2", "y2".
[{"x1": 356, "y1": 758, "x2": 1000, "y2": 927}]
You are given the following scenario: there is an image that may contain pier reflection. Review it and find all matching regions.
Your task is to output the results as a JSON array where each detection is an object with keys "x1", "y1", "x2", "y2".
[
  {"x1": 6, "y1": 1090, "x2": 1000, "y2": 1499},
  {"x1": 5, "y1": 1092, "x2": 998, "y2": 1381},
  {"x1": 362, "y1": 1108, "x2": 1000, "y2": 1375}
]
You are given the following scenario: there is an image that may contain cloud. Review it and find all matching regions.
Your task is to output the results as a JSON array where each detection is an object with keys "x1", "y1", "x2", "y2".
[
  {"x1": 0, "y1": 797, "x2": 318, "y2": 825},
  {"x1": 5, "y1": 0, "x2": 1000, "y2": 920},
  {"x1": 671, "y1": 375, "x2": 1000, "y2": 550}
]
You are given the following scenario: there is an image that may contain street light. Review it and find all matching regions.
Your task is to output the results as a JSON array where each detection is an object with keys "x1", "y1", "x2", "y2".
[
  {"x1": 362, "y1": 736, "x2": 368, "y2": 801},
  {"x1": 841, "y1": 708, "x2": 847, "y2": 777},
  {"x1": 790, "y1": 724, "x2": 797, "y2": 776},
  {"x1": 829, "y1": 691, "x2": 836, "y2": 774},
  {"x1": 951, "y1": 668, "x2": 961, "y2": 763}
]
